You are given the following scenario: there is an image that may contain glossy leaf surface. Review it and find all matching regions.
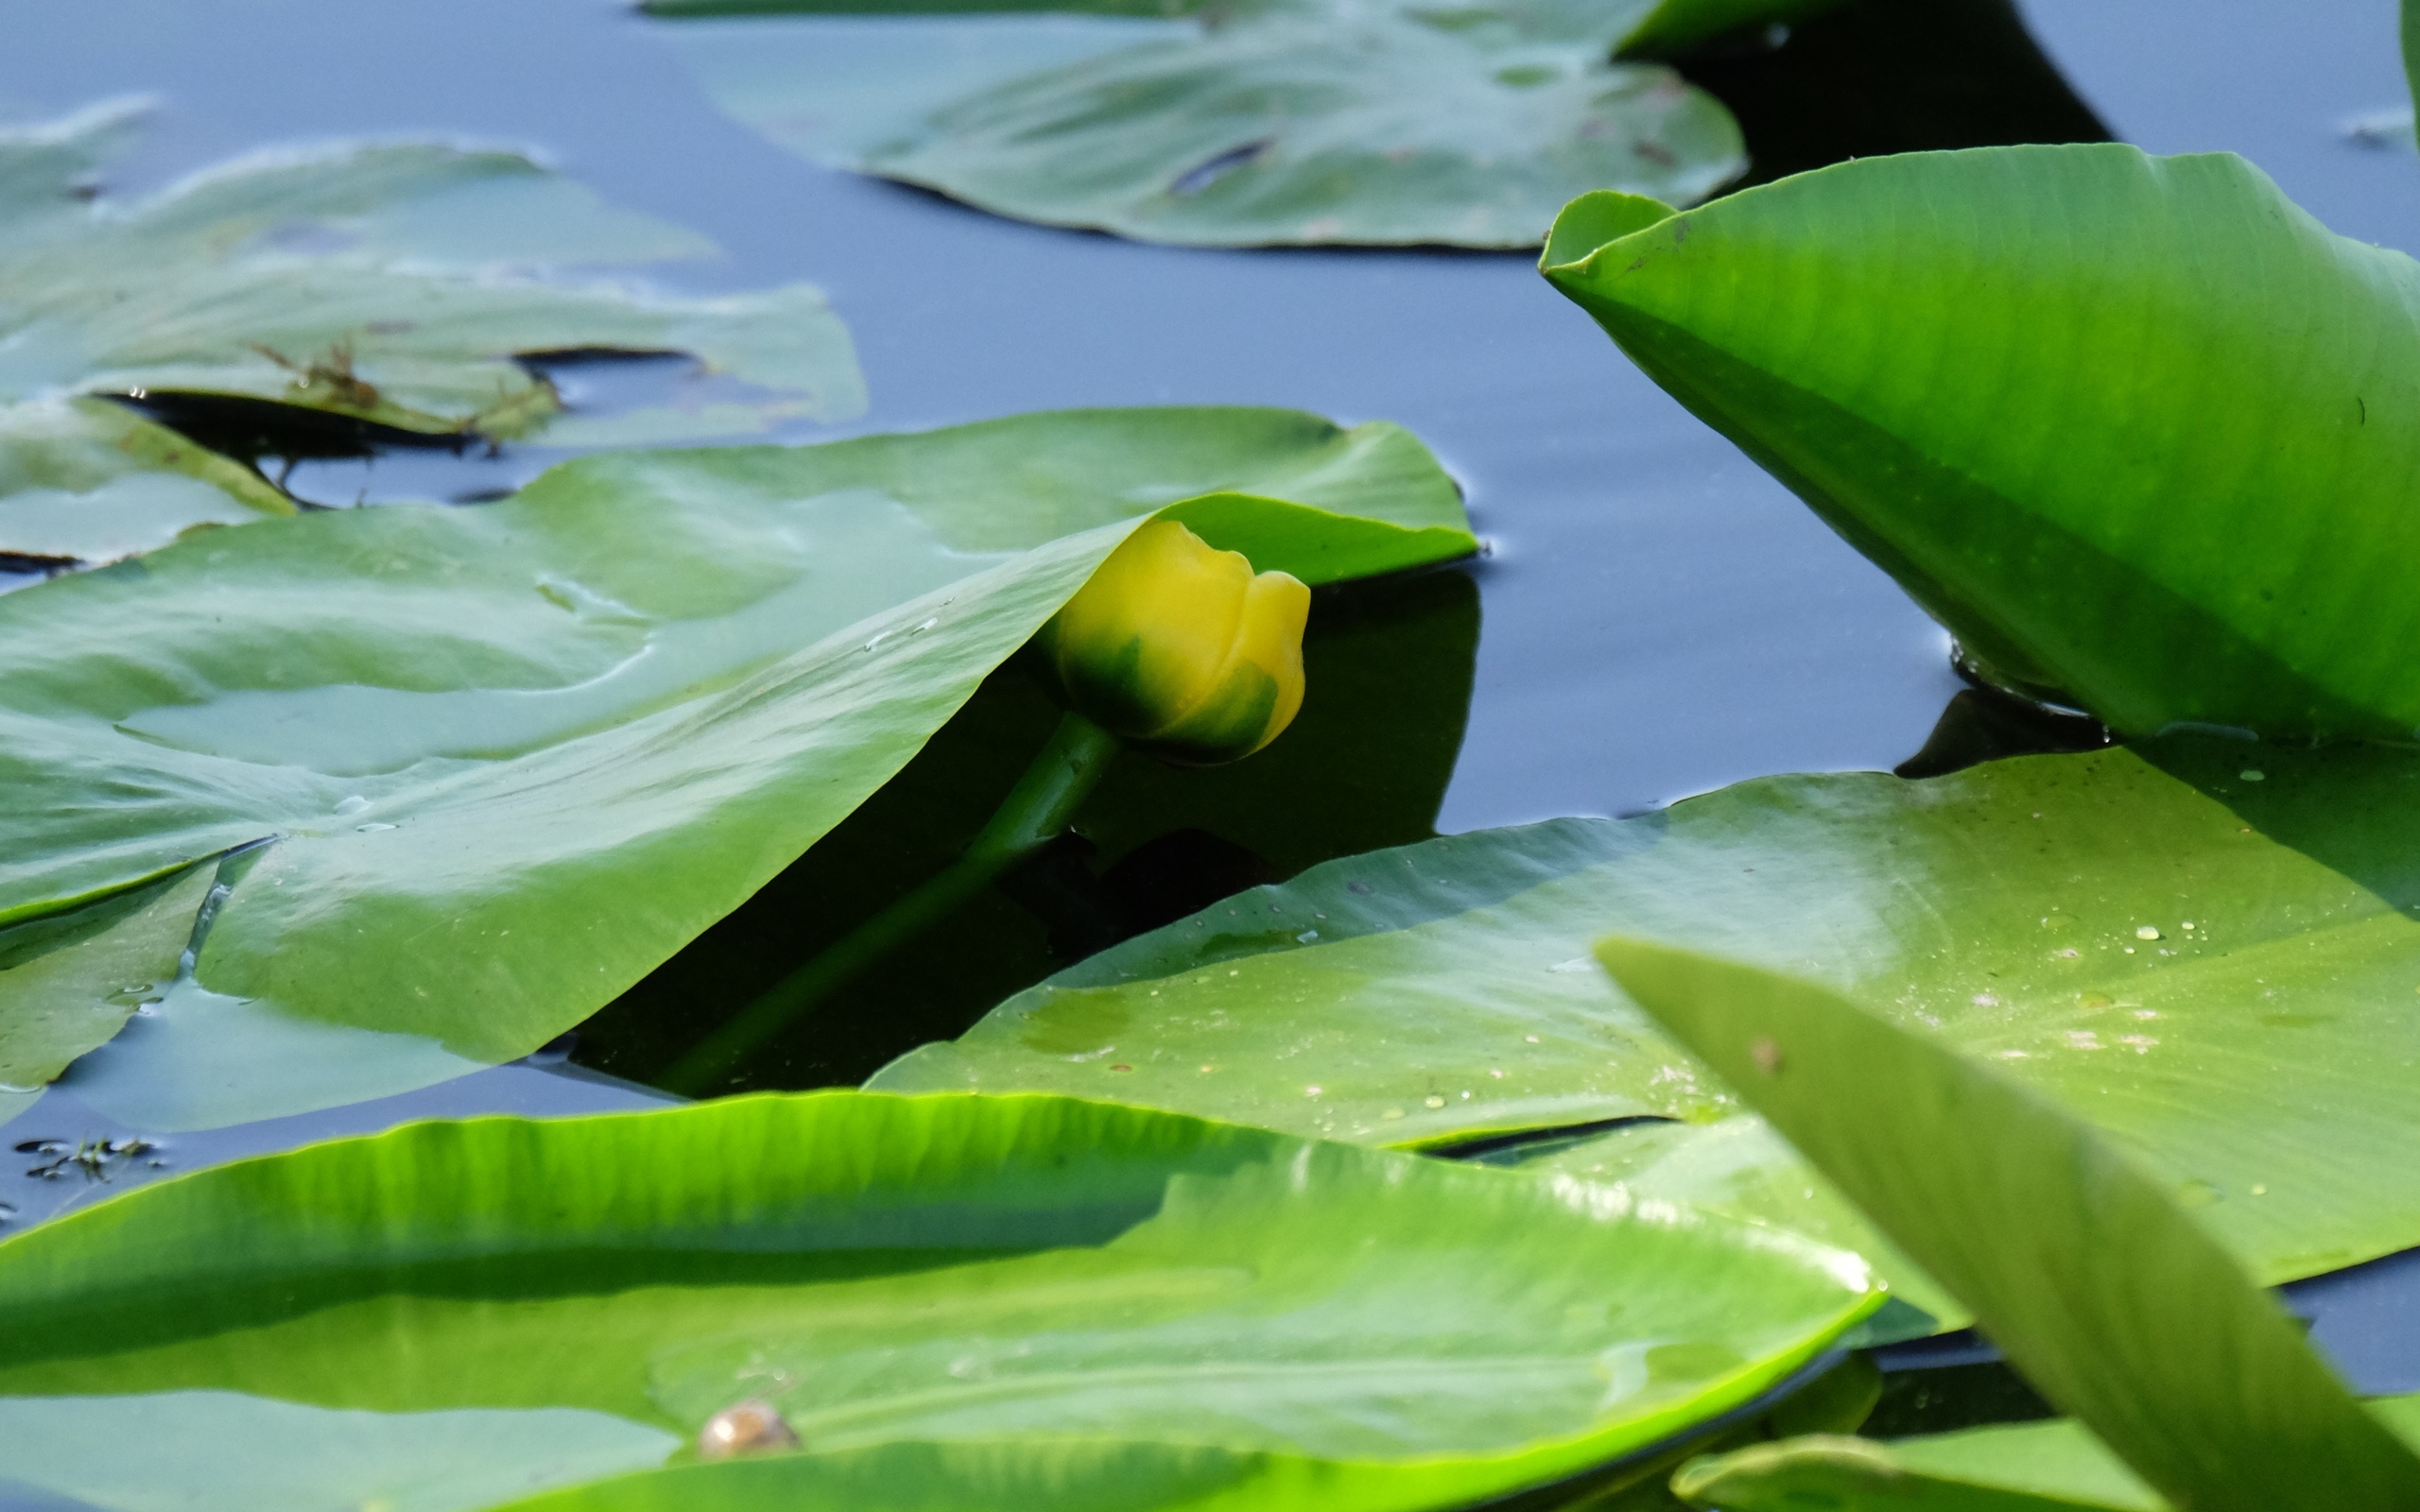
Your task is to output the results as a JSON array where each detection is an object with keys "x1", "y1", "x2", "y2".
[
  {"x1": 0, "y1": 1092, "x2": 1878, "y2": 1512},
  {"x1": 0, "y1": 408, "x2": 1472, "y2": 1129},
  {"x1": 649, "y1": 0, "x2": 1742, "y2": 248},
  {"x1": 0, "y1": 396, "x2": 294, "y2": 564},
  {"x1": 1544, "y1": 145, "x2": 2420, "y2": 739},
  {"x1": 878, "y1": 740, "x2": 2420, "y2": 1309},
  {"x1": 1601, "y1": 940, "x2": 2420, "y2": 1511},
  {"x1": 1674, "y1": 1425, "x2": 2165, "y2": 1512},
  {"x1": 1676, "y1": 1399, "x2": 2420, "y2": 1512},
  {"x1": 0, "y1": 99, "x2": 863, "y2": 560},
  {"x1": 582, "y1": 568, "x2": 1481, "y2": 1093}
]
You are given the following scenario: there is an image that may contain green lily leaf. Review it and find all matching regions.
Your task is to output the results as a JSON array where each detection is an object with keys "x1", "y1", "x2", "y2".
[
  {"x1": 646, "y1": 0, "x2": 1743, "y2": 249},
  {"x1": 2405, "y1": 0, "x2": 2420, "y2": 150},
  {"x1": 1599, "y1": 940, "x2": 2420, "y2": 1510},
  {"x1": 1675, "y1": 1397, "x2": 2420, "y2": 1512},
  {"x1": 582, "y1": 567, "x2": 1480, "y2": 1091},
  {"x1": 0, "y1": 396, "x2": 296, "y2": 567},
  {"x1": 1672, "y1": 1424, "x2": 2167, "y2": 1511},
  {"x1": 0, "y1": 1091, "x2": 1880, "y2": 1512},
  {"x1": 1542, "y1": 145, "x2": 2420, "y2": 740},
  {"x1": 876, "y1": 738, "x2": 2420, "y2": 1323},
  {"x1": 0, "y1": 99, "x2": 865, "y2": 561},
  {"x1": 0, "y1": 406, "x2": 1472, "y2": 1130}
]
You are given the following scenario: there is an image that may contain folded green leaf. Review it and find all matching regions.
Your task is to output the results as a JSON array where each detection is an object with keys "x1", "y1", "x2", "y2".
[
  {"x1": 1677, "y1": 1397, "x2": 2420, "y2": 1512},
  {"x1": 1673, "y1": 1424, "x2": 2166, "y2": 1512},
  {"x1": 877, "y1": 738, "x2": 2420, "y2": 1326},
  {"x1": 0, "y1": 1091, "x2": 1879, "y2": 1512},
  {"x1": 1599, "y1": 940, "x2": 2420, "y2": 1511},
  {"x1": 0, "y1": 407, "x2": 1472, "y2": 1130},
  {"x1": 0, "y1": 100, "x2": 865, "y2": 560},
  {"x1": 648, "y1": 0, "x2": 1743, "y2": 249},
  {"x1": 1543, "y1": 144, "x2": 2420, "y2": 740}
]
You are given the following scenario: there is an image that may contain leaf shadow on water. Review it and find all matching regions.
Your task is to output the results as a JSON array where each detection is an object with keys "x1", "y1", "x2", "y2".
[
  {"x1": 570, "y1": 563, "x2": 1480, "y2": 1094},
  {"x1": 1659, "y1": 0, "x2": 2114, "y2": 189}
]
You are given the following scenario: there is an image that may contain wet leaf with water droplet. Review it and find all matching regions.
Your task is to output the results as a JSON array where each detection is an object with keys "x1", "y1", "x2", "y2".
[{"x1": 882, "y1": 737, "x2": 2420, "y2": 1332}]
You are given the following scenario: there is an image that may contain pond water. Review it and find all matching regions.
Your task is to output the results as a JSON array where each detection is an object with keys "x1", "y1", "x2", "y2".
[{"x1": 1, "y1": 0, "x2": 2415, "y2": 1457}]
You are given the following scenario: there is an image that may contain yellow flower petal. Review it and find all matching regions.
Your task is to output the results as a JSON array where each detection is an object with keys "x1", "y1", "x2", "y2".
[{"x1": 1046, "y1": 520, "x2": 1309, "y2": 765}]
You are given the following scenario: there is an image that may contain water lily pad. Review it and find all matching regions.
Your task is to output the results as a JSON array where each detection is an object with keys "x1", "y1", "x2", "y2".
[
  {"x1": 875, "y1": 738, "x2": 2420, "y2": 1308},
  {"x1": 1542, "y1": 146, "x2": 2420, "y2": 740},
  {"x1": 1603, "y1": 941, "x2": 2420, "y2": 1510},
  {"x1": 581, "y1": 566, "x2": 1481, "y2": 1092},
  {"x1": 1676, "y1": 1400, "x2": 2420, "y2": 1512},
  {"x1": 0, "y1": 407, "x2": 1471, "y2": 1130},
  {"x1": 0, "y1": 1091, "x2": 1878, "y2": 1512},
  {"x1": 0, "y1": 396, "x2": 295, "y2": 567},
  {"x1": 647, "y1": 0, "x2": 1745, "y2": 248},
  {"x1": 0, "y1": 99, "x2": 865, "y2": 561}
]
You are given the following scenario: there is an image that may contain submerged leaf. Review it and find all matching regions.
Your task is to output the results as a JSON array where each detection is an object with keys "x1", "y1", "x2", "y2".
[
  {"x1": 648, "y1": 0, "x2": 1744, "y2": 248},
  {"x1": 0, "y1": 407, "x2": 1471, "y2": 1129},
  {"x1": 1544, "y1": 144, "x2": 2420, "y2": 740},
  {"x1": 0, "y1": 100, "x2": 864, "y2": 560},
  {"x1": 0, "y1": 1091, "x2": 1878, "y2": 1512},
  {"x1": 877, "y1": 739, "x2": 2420, "y2": 1322}
]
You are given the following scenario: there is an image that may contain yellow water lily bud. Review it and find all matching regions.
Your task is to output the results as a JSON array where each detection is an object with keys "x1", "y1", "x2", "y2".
[{"x1": 1046, "y1": 520, "x2": 1310, "y2": 765}]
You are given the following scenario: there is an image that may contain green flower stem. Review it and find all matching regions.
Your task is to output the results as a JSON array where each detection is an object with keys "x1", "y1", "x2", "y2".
[{"x1": 663, "y1": 712, "x2": 1124, "y2": 1094}]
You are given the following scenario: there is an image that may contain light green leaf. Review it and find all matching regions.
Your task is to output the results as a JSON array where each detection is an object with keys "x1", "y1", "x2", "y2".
[
  {"x1": 0, "y1": 407, "x2": 1470, "y2": 1129},
  {"x1": 876, "y1": 739, "x2": 2420, "y2": 1319},
  {"x1": 1672, "y1": 1424, "x2": 2166, "y2": 1512},
  {"x1": 0, "y1": 396, "x2": 295, "y2": 564},
  {"x1": 648, "y1": 0, "x2": 1743, "y2": 249},
  {"x1": 1677, "y1": 1398, "x2": 2420, "y2": 1512},
  {"x1": 1542, "y1": 144, "x2": 2420, "y2": 740},
  {"x1": 1471, "y1": 1117, "x2": 1948, "y2": 1339},
  {"x1": 0, "y1": 99, "x2": 864, "y2": 560},
  {"x1": 1599, "y1": 940, "x2": 2420, "y2": 1511},
  {"x1": 0, "y1": 1091, "x2": 1879, "y2": 1512},
  {"x1": 0, "y1": 862, "x2": 215, "y2": 1107},
  {"x1": 0, "y1": 1394, "x2": 680, "y2": 1512}
]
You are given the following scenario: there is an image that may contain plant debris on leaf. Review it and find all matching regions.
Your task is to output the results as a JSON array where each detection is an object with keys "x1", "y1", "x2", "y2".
[{"x1": 0, "y1": 99, "x2": 865, "y2": 563}]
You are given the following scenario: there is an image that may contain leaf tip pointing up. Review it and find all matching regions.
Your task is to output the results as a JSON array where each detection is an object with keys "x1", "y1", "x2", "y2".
[{"x1": 1541, "y1": 190, "x2": 1677, "y2": 278}]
